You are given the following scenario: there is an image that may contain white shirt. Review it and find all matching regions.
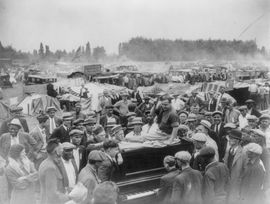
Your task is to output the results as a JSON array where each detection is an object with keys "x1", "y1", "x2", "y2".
[
  {"x1": 205, "y1": 135, "x2": 219, "y2": 161},
  {"x1": 73, "y1": 148, "x2": 80, "y2": 170},
  {"x1": 11, "y1": 136, "x2": 19, "y2": 145},
  {"x1": 249, "y1": 84, "x2": 258, "y2": 93},
  {"x1": 260, "y1": 127, "x2": 270, "y2": 149},
  {"x1": 49, "y1": 117, "x2": 56, "y2": 134},
  {"x1": 239, "y1": 114, "x2": 250, "y2": 130},
  {"x1": 61, "y1": 158, "x2": 76, "y2": 188},
  {"x1": 38, "y1": 126, "x2": 47, "y2": 150}
]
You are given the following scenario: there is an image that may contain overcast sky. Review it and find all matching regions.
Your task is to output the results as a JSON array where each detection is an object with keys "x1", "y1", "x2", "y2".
[{"x1": 0, "y1": 0, "x2": 269, "y2": 54}]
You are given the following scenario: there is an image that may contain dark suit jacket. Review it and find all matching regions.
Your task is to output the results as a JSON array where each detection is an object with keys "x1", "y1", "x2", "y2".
[
  {"x1": 207, "y1": 98, "x2": 217, "y2": 112},
  {"x1": 171, "y1": 167, "x2": 203, "y2": 204},
  {"x1": 250, "y1": 108, "x2": 261, "y2": 118},
  {"x1": 0, "y1": 117, "x2": 29, "y2": 135},
  {"x1": 158, "y1": 168, "x2": 180, "y2": 203},
  {"x1": 39, "y1": 158, "x2": 69, "y2": 204},
  {"x1": 44, "y1": 116, "x2": 62, "y2": 139},
  {"x1": 0, "y1": 132, "x2": 38, "y2": 160},
  {"x1": 202, "y1": 162, "x2": 229, "y2": 204},
  {"x1": 211, "y1": 123, "x2": 226, "y2": 160},
  {"x1": 99, "y1": 114, "x2": 119, "y2": 128},
  {"x1": 98, "y1": 154, "x2": 117, "y2": 182},
  {"x1": 51, "y1": 125, "x2": 70, "y2": 143}
]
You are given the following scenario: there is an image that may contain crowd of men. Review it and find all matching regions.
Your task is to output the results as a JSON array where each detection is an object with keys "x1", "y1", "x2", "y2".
[{"x1": 0, "y1": 84, "x2": 269, "y2": 204}]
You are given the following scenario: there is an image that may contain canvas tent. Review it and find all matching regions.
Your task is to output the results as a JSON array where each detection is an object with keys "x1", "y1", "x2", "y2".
[
  {"x1": 18, "y1": 94, "x2": 61, "y2": 115},
  {"x1": 0, "y1": 101, "x2": 10, "y2": 120}
]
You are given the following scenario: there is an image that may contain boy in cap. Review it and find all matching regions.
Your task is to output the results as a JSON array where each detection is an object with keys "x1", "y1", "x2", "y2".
[
  {"x1": 70, "y1": 129, "x2": 87, "y2": 171},
  {"x1": 78, "y1": 150, "x2": 104, "y2": 204},
  {"x1": 171, "y1": 151, "x2": 203, "y2": 204},
  {"x1": 0, "y1": 105, "x2": 29, "y2": 135},
  {"x1": 51, "y1": 112, "x2": 73, "y2": 143},
  {"x1": 0, "y1": 118, "x2": 38, "y2": 160},
  {"x1": 239, "y1": 143, "x2": 265, "y2": 204},
  {"x1": 30, "y1": 114, "x2": 49, "y2": 169},
  {"x1": 157, "y1": 155, "x2": 180, "y2": 203},
  {"x1": 200, "y1": 146, "x2": 229, "y2": 204}
]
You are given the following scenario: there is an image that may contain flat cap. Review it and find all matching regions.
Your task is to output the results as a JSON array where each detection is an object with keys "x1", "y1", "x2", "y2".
[
  {"x1": 238, "y1": 105, "x2": 248, "y2": 111},
  {"x1": 37, "y1": 114, "x2": 49, "y2": 123},
  {"x1": 83, "y1": 117, "x2": 97, "y2": 125},
  {"x1": 178, "y1": 124, "x2": 189, "y2": 130},
  {"x1": 111, "y1": 125, "x2": 123, "y2": 135},
  {"x1": 199, "y1": 146, "x2": 215, "y2": 157},
  {"x1": 186, "y1": 113, "x2": 197, "y2": 122},
  {"x1": 69, "y1": 129, "x2": 84, "y2": 136},
  {"x1": 244, "y1": 143, "x2": 262, "y2": 155},
  {"x1": 245, "y1": 99, "x2": 255, "y2": 103},
  {"x1": 46, "y1": 106, "x2": 57, "y2": 113},
  {"x1": 62, "y1": 142, "x2": 75, "y2": 150},
  {"x1": 62, "y1": 112, "x2": 73, "y2": 121},
  {"x1": 163, "y1": 155, "x2": 175, "y2": 166},
  {"x1": 8, "y1": 118, "x2": 22, "y2": 128},
  {"x1": 175, "y1": 151, "x2": 191, "y2": 162},
  {"x1": 229, "y1": 129, "x2": 242, "y2": 140},
  {"x1": 73, "y1": 118, "x2": 84, "y2": 125},
  {"x1": 88, "y1": 150, "x2": 105, "y2": 161},
  {"x1": 212, "y1": 111, "x2": 223, "y2": 117},
  {"x1": 128, "y1": 117, "x2": 143, "y2": 126},
  {"x1": 224, "y1": 123, "x2": 237, "y2": 129},
  {"x1": 259, "y1": 114, "x2": 270, "y2": 120},
  {"x1": 10, "y1": 105, "x2": 23, "y2": 113},
  {"x1": 204, "y1": 111, "x2": 213, "y2": 116},
  {"x1": 200, "y1": 120, "x2": 211, "y2": 130},
  {"x1": 247, "y1": 115, "x2": 258, "y2": 121},
  {"x1": 179, "y1": 111, "x2": 189, "y2": 117},
  {"x1": 250, "y1": 129, "x2": 265, "y2": 138},
  {"x1": 75, "y1": 103, "x2": 82, "y2": 108},
  {"x1": 192, "y1": 133, "x2": 207, "y2": 142}
]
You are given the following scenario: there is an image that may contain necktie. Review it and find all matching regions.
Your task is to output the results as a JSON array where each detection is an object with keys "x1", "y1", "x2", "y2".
[{"x1": 215, "y1": 125, "x2": 219, "y2": 135}]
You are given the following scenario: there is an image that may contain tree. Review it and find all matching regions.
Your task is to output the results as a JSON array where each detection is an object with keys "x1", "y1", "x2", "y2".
[
  {"x1": 33, "y1": 49, "x2": 38, "y2": 56},
  {"x1": 85, "y1": 42, "x2": 91, "y2": 59},
  {"x1": 92, "y1": 46, "x2": 106, "y2": 61},
  {"x1": 45, "y1": 45, "x2": 51, "y2": 57},
  {"x1": 39, "y1": 43, "x2": 44, "y2": 58}
]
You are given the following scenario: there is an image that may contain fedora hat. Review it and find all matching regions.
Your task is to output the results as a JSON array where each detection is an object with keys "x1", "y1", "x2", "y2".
[
  {"x1": 8, "y1": 118, "x2": 22, "y2": 129},
  {"x1": 128, "y1": 117, "x2": 143, "y2": 126},
  {"x1": 229, "y1": 129, "x2": 242, "y2": 140}
]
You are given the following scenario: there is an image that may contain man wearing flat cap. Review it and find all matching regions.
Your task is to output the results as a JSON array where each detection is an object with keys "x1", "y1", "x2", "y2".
[
  {"x1": 157, "y1": 155, "x2": 180, "y2": 203},
  {"x1": 44, "y1": 106, "x2": 62, "y2": 138},
  {"x1": 224, "y1": 129, "x2": 247, "y2": 204},
  {"x1": 70, "y1": 129, "x2": 87, "y2": 171},
  {"x1": 51, "y1": 112, "x2": 73, "y2": 143},
  {"x1": 0, "y1": 105, "x2": 29, "y2": 135},
  {"x1": 29, "y1": 114, "x2": 50, "y2": 169},
  {"x1": 99, "y1": 105, "x2": 119, "y2": 128},
  {"x1": 78, "y1": 150, "x2": 104, "y2": 204},
  {"x1": 245, "y1": 99, "x2": 261, "y2": 118},
  {"x1": 200, "y1": 146, "x2": 229, "y2": 204},
  {"x1": 258, "y1": 114, "x2": 270, "y2": 149},
  {"x1": 72, "y1": 103, "x2": 87, "y2": 120},
  {"x1": 0, "y1": 118, "x2": 38, "y2": 161},
  {"x1": 239, "y1": 143, "x2": 265, "y2": 204},
  {"x1": 171, "y1": 151, "x2": 203, "y2": 204}
]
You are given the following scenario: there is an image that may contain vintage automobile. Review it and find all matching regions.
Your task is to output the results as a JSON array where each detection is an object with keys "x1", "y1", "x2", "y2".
[
  {"x1": 25, "y1": 74, "x2": 57, "y2": 85},
  {"x1": 113, "y1": 139, "x2": 194, "y2": 204}
]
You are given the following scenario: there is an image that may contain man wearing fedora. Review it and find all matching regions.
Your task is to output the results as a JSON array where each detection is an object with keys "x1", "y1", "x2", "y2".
[
  {"x1": 44, "y1": 106, "x2": 62, "y2": 139},
  {"x1": 51, "y1": 113, "x2": 73, "y2": 143},
  {"x1": 0, "y1": 118, "x2": 38, "y2": 160},
  {"x1": 125, "y1": 117, "x2": 144, "y2": 143},
  {"x1": 224, "y1": 129, "x2": 246, "y2": 204},
  {"x1": 0, "y1": 105, "x2": 29, "y2": 135}
]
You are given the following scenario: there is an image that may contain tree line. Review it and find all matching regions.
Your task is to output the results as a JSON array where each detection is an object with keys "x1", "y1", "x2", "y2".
[
  {"x1": 118, "y1": 37, "x2": 268, "y2": 61},
  {"x1": 0, "y1": 41, "x2": 107, "y2": 62}
]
